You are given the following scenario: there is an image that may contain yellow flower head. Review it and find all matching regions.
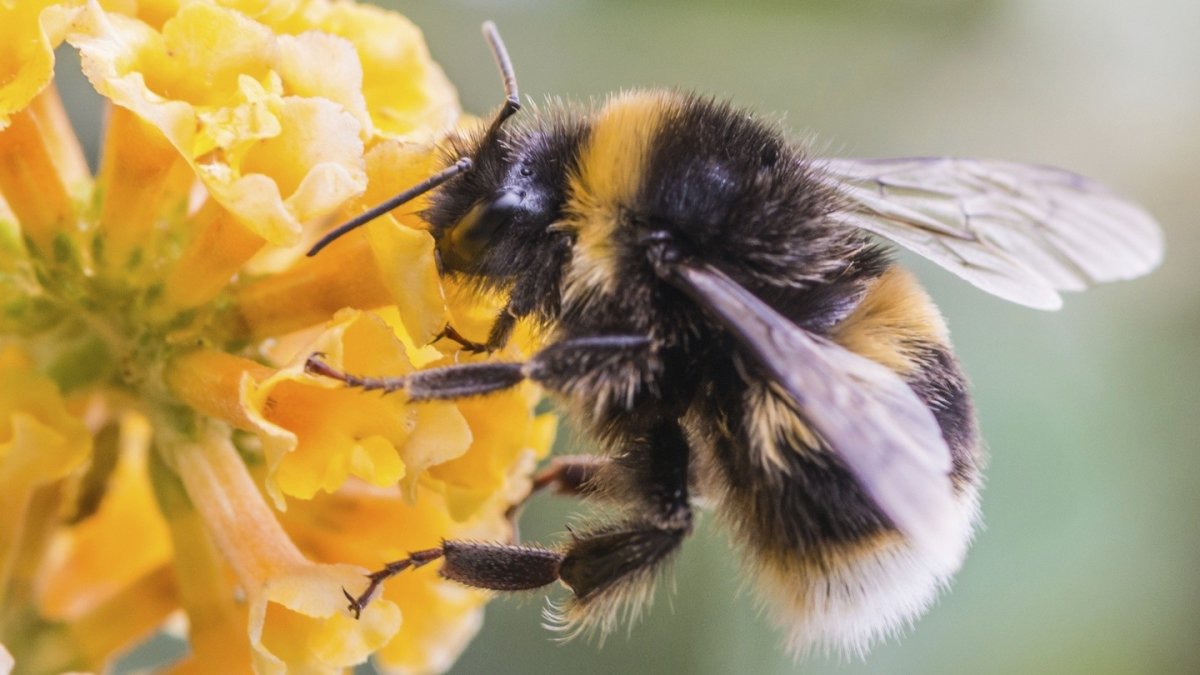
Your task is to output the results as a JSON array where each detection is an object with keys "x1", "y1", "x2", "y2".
[{"x1": 0, "y1": 1, "x2": 553, "y2": 672}]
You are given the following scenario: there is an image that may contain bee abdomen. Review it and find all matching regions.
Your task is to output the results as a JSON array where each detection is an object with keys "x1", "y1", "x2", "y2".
[
  {"x1": 831, "y1": 266, "x2": 983, "y2": 489},
  {"x1": 693, "y1": 266, "x2": 983, "y2": 655}
]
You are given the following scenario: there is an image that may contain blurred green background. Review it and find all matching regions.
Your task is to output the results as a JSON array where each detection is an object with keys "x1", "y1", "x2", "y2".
[{"x1": 61, "y1": 0, "x2": 1196, "y2": 673}]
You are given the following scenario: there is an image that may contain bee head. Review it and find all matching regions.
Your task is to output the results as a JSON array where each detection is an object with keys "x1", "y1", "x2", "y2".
[
  {"x1": 307, "y1": 21, "x2": 577, "y2": 288},
  {"x1": 423, "y1": 123, "x2": 584, "y2": 286}
]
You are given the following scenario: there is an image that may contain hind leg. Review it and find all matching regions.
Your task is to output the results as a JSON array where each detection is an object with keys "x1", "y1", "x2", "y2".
[
  {"x1": 346, "y1": 524, "x2": 687, "y2": 617},
  {"x1": 345, "y1": 421, "x2": 693, "y2": 632}
]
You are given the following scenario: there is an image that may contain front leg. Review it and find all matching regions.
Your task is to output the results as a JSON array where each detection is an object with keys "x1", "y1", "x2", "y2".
[
  {"x1": 435, "y1": 236, "x2": 570, "y2": 354},
  {"x1": 432, "y1": 323, "x2": 488, "y2": 354},
  {"x1": 306, "y1": 334, "x2": 655, "y2": 402},
  {"x1": 432, "y1": 306, "x2": 519, "y2": 354}
]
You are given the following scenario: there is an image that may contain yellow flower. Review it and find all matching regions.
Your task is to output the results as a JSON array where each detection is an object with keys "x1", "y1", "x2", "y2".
[{"x1": 0, "y1": 1, "x2": 553, "y2": 673}]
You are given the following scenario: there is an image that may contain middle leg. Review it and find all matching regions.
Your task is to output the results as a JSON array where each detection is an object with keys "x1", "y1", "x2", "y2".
[{"x1": 505, "y1": 454, "x2": 610, "y2": 528}]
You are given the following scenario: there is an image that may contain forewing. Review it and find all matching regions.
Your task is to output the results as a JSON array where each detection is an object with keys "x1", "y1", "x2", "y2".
[
  {"x1": 664, "y1": 262, "x2": 959, "y2": 565},
  {"x1": 821, "y1": 157, "x2": 1164, "y2": 309}
]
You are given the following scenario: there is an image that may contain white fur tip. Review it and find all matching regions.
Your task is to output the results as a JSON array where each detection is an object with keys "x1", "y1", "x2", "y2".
[{"x1": 760, "y1": 492, "x2": 981, "y2": 658}]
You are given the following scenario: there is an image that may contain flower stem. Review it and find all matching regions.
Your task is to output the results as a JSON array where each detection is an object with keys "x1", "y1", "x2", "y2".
[
  {"x1": 150, "y1": 450, "x2": 254, "y2": 670},
  {"x1": 0, "y1": 481, "x2": 65, "y2": 634},
  {"x1": 159, "y1": 202, "x2": 265, "y2": 314},
  {"x1": 0, "y1": 87, "x2": 81, "y2": 257}
]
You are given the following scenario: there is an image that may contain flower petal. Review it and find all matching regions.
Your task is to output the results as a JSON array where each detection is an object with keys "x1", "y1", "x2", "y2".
[
  {"x1": 157, "y1": 199, "x2": 268, "y2": 312},
  {"x1": 39, "y1": 413, "x2": 171, "y2": 620},
  {"x1": 233, "y1": 232, "x2": 396, "y2": 339},
  {"x1": 0, "y1": 1, "x2": 82, "y2": 129},
  {"x1": 359, "y1": 141, "x2": 448, "y2": 346},
  {"x1": 252, "y1": 563, "x2": 400, "y2": 675},
  {"x1": 169, "y1": 425, "x2": 400, "y2": 674},
  {"x1": 274, "y1": 0, "x2": 459, "y2": 139},
  {"x1": 429, "y1": 391, "x2": 556, "y2": 520},
  {"x1": 93, "y1": 104, "x2": 194, "y2": 276},
  {"x1": 65, "y1": 565, "x2": 180, "y2": 670},
  {"x1": 276, "y1": 29, "x2": 372, "y2": 137},
  {"x1": 280, "y1": 484, "x2": 501, "y2": 675},
  {"x1": 241, "y1": 309, "x2": 472, "y2": 506},
  {"x1": 0, "y1": 87, "x2": 86, "y2": 256},
  {"x1": 240, "y1": 95, "x2": 364, "y2": 226},
  {"x1": 0, "y1": 345, "x2": 92, "y2": 569},
  {"x1": 69, "y1": 1, "x2": 368, "y2": 247}
]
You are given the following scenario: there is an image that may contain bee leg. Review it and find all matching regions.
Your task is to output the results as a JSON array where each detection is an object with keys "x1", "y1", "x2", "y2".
[
  {"x1": 343, "y1": 542, "x2": 564, "y2": 618},
  {"x1": 344, "y1": 423, "x2": 690, "y2": 622},
  {"x1": 505, "y1": 455, "x2": 609, "y2": 532},
  {"x1": 306, "y1": 334, "x2": 654, "y2": 401},
  {"x1": 530, "y1": 455, "x2": 608, "y2": 498},
  {"x1": 344, "y1": 525, "x2": 690, "y2": 621},
  {"x1": 482, "y1": 308, "x2": 518, "y2": 352},
  {"x1": 551, "y1": 419, "x2": 693, "y2": 630},
  {"x1": 305, "y1": 355, "x2": 526, "y2": 398},
  {"x1": 557, "y1": 521, "x2": 690, "y2": 607},
  {"x1": 482, "y1": 232, "x2": 571, "y2": 351},
  {"x1": 432, "y1": 323, "x2": 488, "y2": 353}
]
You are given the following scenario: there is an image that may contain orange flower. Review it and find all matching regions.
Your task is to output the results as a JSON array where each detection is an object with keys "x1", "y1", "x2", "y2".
[{"x1": 0, "y1": 2, "x2": 552, "y2": 672}]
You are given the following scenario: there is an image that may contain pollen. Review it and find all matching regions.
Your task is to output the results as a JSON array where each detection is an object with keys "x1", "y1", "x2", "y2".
[{"x1": 0, "y1": 2, "x2": 552, "y2": 673}]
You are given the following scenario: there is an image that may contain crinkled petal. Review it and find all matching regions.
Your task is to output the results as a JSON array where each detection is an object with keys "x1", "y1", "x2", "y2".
[
  {"x1": 366, "y1": 220, "x2": 446, "y2": 348},
  {"x1": 214, "y1": 0, "x2": 303, "y2": 26},
  {"x1": 0, "y1": 1, "x2": 82, "y2": 129},
  {"x1": 239, "y1": 309, "x2": 472, "y2": 507},
  {"x1": 280, "y1": 484, "x2": 504, "y2": 675},
  {"x1": 242, "y1": 96, "x2": 364, "y2": 224},
  {"x1": 276, "y1": 29, "x2": 371, "y2": 137},
  {"x1": 429, "y1": 391, "x2": 556, "y2": 520},
  {"x1": 374, "y1": 573, "x2": 484, "y2": 675},
  {"x1": 273, "y1": 0, "x2": 459, "y2": 139},
  {"x1": 359, "y1": 139, "x2": 448, "y2": 345},
  {"x1": 170, "y1": 424, "x2": 402, "y2": 674},
  {"x1": 68, "y1": 1, "x2": 368, "y2": 245},
  {"x1": 250, "y1": 562, "x2": 400, "y2": 675}
]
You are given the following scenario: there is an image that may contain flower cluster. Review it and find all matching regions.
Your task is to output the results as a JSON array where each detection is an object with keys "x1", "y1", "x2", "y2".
[{"x1": 0, "y1": 1, "x2": 553, "y2": 672}]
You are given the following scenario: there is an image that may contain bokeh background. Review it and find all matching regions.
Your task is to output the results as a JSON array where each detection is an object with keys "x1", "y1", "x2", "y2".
[{"x1": 59, "y1": 1, "x2": 1195, "y2": 673}]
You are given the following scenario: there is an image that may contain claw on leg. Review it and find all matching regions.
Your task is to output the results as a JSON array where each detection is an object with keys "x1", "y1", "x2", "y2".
[
  {"x1": 434, "y1": 323, "x2": 489, "y2": 354},
  {"x1": 345, "y1": 548, "x2": 445, "y2": 619},
  {"x1": 305, "y1": 354, "x2": 405, "y2": 393}
]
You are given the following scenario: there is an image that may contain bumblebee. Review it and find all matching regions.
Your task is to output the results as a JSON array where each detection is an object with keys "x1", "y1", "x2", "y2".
[{"x1": 306, "y1": 23, "x2": 1162, "y2": 655}]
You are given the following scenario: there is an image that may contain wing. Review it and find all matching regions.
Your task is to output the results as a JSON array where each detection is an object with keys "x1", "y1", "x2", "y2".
[
  {"x1": 662, "y1": 260, "x2": 960, "y2": 567},
  {"x1": 821, "y1": 157, "x2": 1164, "y2": 310}
]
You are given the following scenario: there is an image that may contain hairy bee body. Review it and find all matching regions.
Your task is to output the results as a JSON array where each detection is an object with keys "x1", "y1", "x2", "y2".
[
  {"x1": 430, "y1": 91, "x2": 982, "y2": 650},
  {"x1": 313, "y1": 25, "x2": 1159, "y2": 658}
]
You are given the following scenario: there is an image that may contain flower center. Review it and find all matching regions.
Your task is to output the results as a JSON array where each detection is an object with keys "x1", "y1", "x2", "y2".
[{"x1": 14, "y1": 214, "x2": 246, "y2": 410}]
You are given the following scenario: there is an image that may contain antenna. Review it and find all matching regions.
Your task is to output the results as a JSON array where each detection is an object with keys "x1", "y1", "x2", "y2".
[
  {"x1": 482, "y1": 20, "x2": 521, "y2": 139},
  {"x1": 306, "y1": 158, "x2": 472, "y2": 256},
  {"x1": 307, "y1": 22, "x2": 522, "y2": 257}
]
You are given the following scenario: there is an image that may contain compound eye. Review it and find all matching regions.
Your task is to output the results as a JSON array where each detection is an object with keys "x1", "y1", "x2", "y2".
[{"x1": 442, "y1": 188, "x2": 525, "y2": 269}]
